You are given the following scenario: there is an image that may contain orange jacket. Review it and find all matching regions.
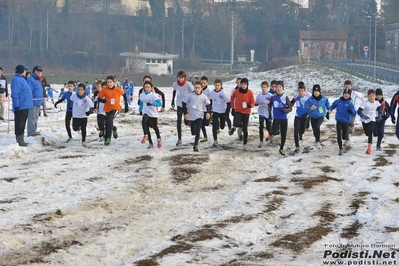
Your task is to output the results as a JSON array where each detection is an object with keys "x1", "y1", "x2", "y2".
[
  {"x1": 98, "y1": 86, "x2": 125, "y2": 112},
  {"x1": 231, "y1": 88, "x2": 255, "y2": 114}
]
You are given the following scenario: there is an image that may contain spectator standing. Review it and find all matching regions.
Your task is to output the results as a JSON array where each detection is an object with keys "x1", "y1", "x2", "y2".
[
  {"x1": 0, "y1": 67, "x2": 8, "y2": 120},
  {"x1": 11, "y1": 65, "x2": 32, "y2": 146},
  {"x1": 27, "y1": 66, "x2": 44, "y2": 136}
]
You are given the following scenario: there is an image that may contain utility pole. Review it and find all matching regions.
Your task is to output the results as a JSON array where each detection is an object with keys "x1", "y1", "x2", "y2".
[
  {"x1": 181, "y1": 19, "x2": 184, "y2": 58},
  {"x1": 46, "y1": 9, "x2": 49, "y2": 49},
  {"x1": 373, "y1": 16, "x2": 380, "y2": 79},
  {"x1": 230, "y1": 12, "x2": 234, "y2": 74}
]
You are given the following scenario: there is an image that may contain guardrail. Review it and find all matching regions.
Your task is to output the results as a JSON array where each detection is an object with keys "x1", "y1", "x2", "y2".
[{"x1": 311, "y1": 58, "x2": 399, "y2": 84}]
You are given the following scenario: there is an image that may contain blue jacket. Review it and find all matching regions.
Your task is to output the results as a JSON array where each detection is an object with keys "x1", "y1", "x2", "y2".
[
  {"x1": 304, "y1": 95, "x2": 331, "y2": 119},
  {"x1": 330, "y1": 97, "x2": 356, "y2": 124},
  {"x1": 11, "y1": 73, "x2": 33, "y2": 111},
  {"x1": 27, "y1": 73, "x2": 43, "y2": 107}
]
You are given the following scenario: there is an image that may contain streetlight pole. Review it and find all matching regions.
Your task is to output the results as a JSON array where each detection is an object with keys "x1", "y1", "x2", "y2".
[
  {"x1": 373, "y1": 16, "x2": 380, "y2": 79},
  {"x1": 181, "y1": 19, "x2": 184, "y2": 58},
  {"x1": 367, "y1": 16, "x2": 371, "y2": 61},
  {"x1": 306, "y1": 25, "x2": 310, "y2": 62}
]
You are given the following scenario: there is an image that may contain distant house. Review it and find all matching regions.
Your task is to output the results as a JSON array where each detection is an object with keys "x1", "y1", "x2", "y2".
[
  {"x1": 385, "y1": 22, "x2": 399, "y2": 65},
  {"x1": 299, "y1": 30, "x2": 348, "y2": 60},
  {"x1": 119, "y1": 52, "x2": 179, "y2": 75}
]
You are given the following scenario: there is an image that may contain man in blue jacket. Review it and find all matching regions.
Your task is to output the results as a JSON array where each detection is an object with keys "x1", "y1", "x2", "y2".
[
  {"x1": 11, "y1": 65, "x2": 33, "y2": 146},
  {"x1": 27, "y1": 66, "x2": 44, "y2": 137}
]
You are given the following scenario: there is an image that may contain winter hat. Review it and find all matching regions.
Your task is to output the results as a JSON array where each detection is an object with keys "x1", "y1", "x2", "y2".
[
  {"x1": 312, "y1": 84, "x2": 321, "y2": 93},
  {"x1": 15, "y1": 64, "x2": 27, "y2": 74},
  {"x1": 276, "y1": 80, "x2": 284, "y2": 87},
  {"x1": 376, "y1": 88, "x2": 383, "y2": 96},
  {"x1": 343, "y1": 88, "x2": 352, "y2": 95},
  {"x1": 344, "y1": 80, "x2": 352, "y2": 86},
  {"x1": 241, "y1": 78, "x2": 249, "y2": 85},
  {"x1": 32, "y1": 66, "x2": 43, "y2": 72}
]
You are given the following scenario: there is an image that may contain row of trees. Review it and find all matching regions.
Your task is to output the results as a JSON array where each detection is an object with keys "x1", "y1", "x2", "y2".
[{"x1": 0, "y1": 0, "x2": 398, "y2": 73}]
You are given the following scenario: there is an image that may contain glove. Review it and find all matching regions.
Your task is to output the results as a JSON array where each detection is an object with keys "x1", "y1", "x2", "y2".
[
  {"x1": 290, "y1": 99, "x2": 296, "y2": 105},
  {"x1": 301, "y1": 113, "x2": 309, "y2": 119},
  {"x1": 14, "y1": 107, "x2": 19, "y2": 112},
  {"x1": 184, "y1": 119, "x2": 189, "y2": 126},
  {"x1": 85, "y1": 111, "x2": 92, "y2": 116},
  {"x1": 99, "y1": 98, "x2": 106, "y2": 103},
  {"x1": 361, "y1": 115, "x2": 370, "y2": 120},
  {"x1": 146, "y1": 102, "x2": 152, "y2": 106},
  {"x1": 231, "y1": 109, "x2": 235, "y2": 116},
  {"x1": 54, "y1": 103, "x2": 58, "y2": 109},
  {"x1": 247, "y1": 103, "x2": 252, "y2": 108},
  {"x1": 325, "y1": 113, "x2": 330, "y2": 120},
  {"x1": 281, "y1": 108, "x2": 290, "y2": 114},
  {"x1": 376, "y1": 115, "x2": 382, "y2": 122},
  {"x1": 266, "y1": 117, "x2": 272, "y2": 123},
  {"x1": 125, "y1": 104, "x2": 129, "y2": 113},
  {"x1": 171, "y1": 100, "x2": 175, "y2": 108},
  {"x1": 392, "y1": 115, "x2": 396, "y2": 124}
]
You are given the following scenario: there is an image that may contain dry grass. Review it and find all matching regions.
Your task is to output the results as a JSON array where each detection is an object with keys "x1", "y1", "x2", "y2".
[
  {"x1": 340, "y1": 220, "x2": 363, "y2": 239},
  {"x1": 291, "y1": 175, "x2": 342, "y2": 189}
]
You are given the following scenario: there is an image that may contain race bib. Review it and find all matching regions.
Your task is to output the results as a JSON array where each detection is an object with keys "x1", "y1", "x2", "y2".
[
  {"x1": 242, "y1": 102, "x2": 247, "y2": 108},
  {"x1": 110, "y1": 98, "x2": 115, "y2": 105},
  {"x1": 318, "y1": 106, "x2": 324, "y2": 113}
]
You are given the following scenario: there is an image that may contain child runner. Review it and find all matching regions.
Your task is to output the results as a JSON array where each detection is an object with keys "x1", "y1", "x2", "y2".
[
  {"x1": 209, "y1": 78, "x2": 231, "y2": 147},
  {"x1": 199, "y1": 76, "x2": 211, "y2": 143},
  {"x1": 140, "y1": 80, "x2": 163, "y2": 149},
  {"x1": 97, "y1": 75, "x2": 129, "y2": 146},
  {"x1": 291, "y1": 84, "x2": 311, "y2": 152},
  {"x1": 229, "y1": 77, "x2": 242, "y2": 136},
  {"x1": 231, "y1": 78, "x2": 255, "y2": 151},
  {"x1": 304, "y1": 84, "x2": 331, "y2": 149},
  {"x1": 390, "y1": 89, "x2": 399, "y2": 140},
  {"x1": 373, "y1": 88, "x2": 391, "y2": 151},
  {"x1": 329, "y1": 88, "x2": 356, "y2": 155},
  {"x1": 93, "y1": 81, "x2": 108, "y2": 141},
  {"x1": 268, "y1": 81, "x2": 292, "y2": 155},
  {"x1": 340, "y1": 80, "x2": 365, "y2": 136},
  {"x1": 182, "y1": 81, "x2": 211, "y2": 152},
  {"x1": 357, "y1": 89, "x2": 382, "y2": 154},
  {"x1": 171, "y1": 70, "x2": 194, "y2": 146},
  {"x1": 46, "y1": 85, "x2": 58, "y2": 104},
  {"x1": 70, "y1": 83, "x2": 94, "y2": 147},
  {"x1": 137, "y1": 75, "x2": 166, "y2": 115},
  {"x1": 54, "y1": 80, "x2": 75, "y2": 143},
  {"x1": 255, "y1": 81, "x2": 273, "y2": 148}
]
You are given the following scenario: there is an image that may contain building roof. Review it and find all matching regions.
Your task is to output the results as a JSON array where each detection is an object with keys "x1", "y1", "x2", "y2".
[
  {"x1": 299, "y1": 31, "x2": 348, "y2": 40},
  {"x1": 120, "y1": 52, "x2": 179, "y2": 60}
]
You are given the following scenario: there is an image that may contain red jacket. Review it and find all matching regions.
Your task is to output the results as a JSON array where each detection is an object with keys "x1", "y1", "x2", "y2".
[{"x1": 231, "y1": 88, "x2": 255, "y2": 115}]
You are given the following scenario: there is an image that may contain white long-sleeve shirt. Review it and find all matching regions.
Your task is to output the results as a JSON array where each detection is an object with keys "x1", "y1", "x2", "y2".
[{"x1": 70, "y1": 92, "x2": 94, "y2": 118}]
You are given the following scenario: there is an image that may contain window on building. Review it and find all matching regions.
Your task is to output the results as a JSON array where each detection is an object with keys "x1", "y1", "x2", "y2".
[
  {"x1": 152, "y1": 59, "x2": 156, "y2": 63},
  {"x1": 162, "y1": 59, "x2": 167, "y2": 63},
  {"x1": 146, "y1": 59, "x2": 151, "y2": 63},
  {"x1": 304, "y1": 43, "x2": 308, "y2": 48},
  {"x1": 310, "y1": 43, "x2": 314, "y2": 50},
  {"x1": 334, "y1": 43, "x2": 339, "y2": 50}
]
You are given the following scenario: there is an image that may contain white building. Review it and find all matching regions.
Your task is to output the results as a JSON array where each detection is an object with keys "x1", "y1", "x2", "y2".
[{"x1": 120, "y1": 52, "x2": 179, "y2": 75}]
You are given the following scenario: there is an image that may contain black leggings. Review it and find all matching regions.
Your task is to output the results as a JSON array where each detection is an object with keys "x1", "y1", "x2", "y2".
[
  {"x1": 362, "y1": 121, "x2": 375, "y2": 144},
  {"x1": 336, "y1": 121, "x2": 349, "y2": 149},
  {"x1": 212, "y1": 112, "x2": 226, "y2": 141},
  {"x1": 233, "y1": 112, "x2": 250, "y2": 144},
  {"x1": 105, "y1": 110, "x2": 118, "y2": 140},
  {"x1": 259, "y1": 117, "x2": 272, "y2": 141},
  {"x1": 65, "y1": 111, "x2": 73, "y2": 138},
  {"x1": 142, "y1": 114, "x2": 161, "y2": 144},
  {"x1": 72, "y1": 117, "x2": 88, "y2": 142},
  {"x1": 272, "y1": 119, "x2": 288, "y2": 150},
  {"x1": 14, "y1": 109, "x2": 29, "y2": 136},
  {"x1": 225, "y1": 109, "x2": 232, "y2": 129},
  {"x1": 176, "y1": 106, "x2": 189, "y2": 140},
  {"x1": 201, "y1": 112, "x2": 209, "y2": 138},
  {"x1": 294, "y1": 116, "x2": 307, "y2": 147},
  {"x1": 190, "y1": 118, "x2": 203, "y2": 146},
  {"x1": 311, "y1": 117, "x2": 324, "y2": 143}
]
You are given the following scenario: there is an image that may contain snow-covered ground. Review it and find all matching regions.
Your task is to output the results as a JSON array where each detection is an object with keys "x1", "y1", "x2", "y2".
[{"x1": 1, "y1": 65, "x2": 399, "y2": 266}]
